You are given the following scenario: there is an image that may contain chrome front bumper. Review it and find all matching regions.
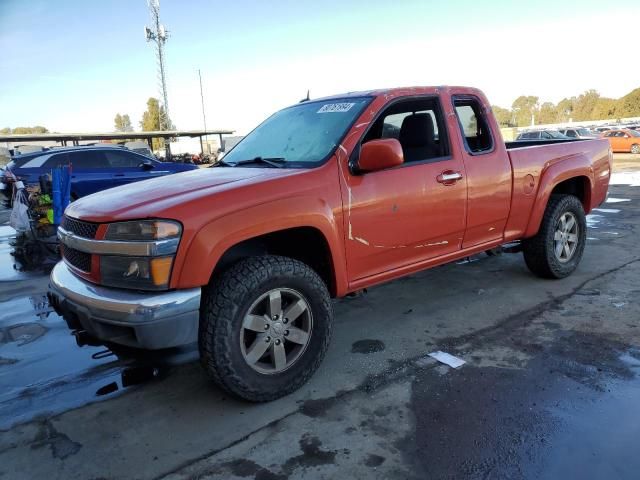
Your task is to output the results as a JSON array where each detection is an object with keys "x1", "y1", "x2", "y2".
[{"x1": 48, "y1": 262, "x2": 201, "y2": 350}]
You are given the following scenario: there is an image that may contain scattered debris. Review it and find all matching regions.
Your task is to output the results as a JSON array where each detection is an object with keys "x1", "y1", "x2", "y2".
[{"x1": 428, "y1": 351, "x2": 466, "y2": 369}]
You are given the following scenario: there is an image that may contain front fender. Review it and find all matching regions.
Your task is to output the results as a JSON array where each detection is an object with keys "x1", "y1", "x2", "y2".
[
  {"x1": 172, "y1": 195, "x2": 348, "y2": 295},
  {"x1": 524, "y1": 154, "x2": 594, "y2": 238}
]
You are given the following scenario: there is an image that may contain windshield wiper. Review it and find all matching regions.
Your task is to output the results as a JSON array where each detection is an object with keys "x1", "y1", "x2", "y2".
[
  {"x1": 230, "y1": 157, "x2": 287, "y2": 168},
  {"x1": 212, "y1": 158, "x2": 234, "y2": 167}
]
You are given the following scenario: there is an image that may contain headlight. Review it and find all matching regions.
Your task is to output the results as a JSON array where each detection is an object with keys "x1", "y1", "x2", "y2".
[
  {"x1": 105, "y1": 220, "x2": 181, "y2": 241},
  {"x1": 100, "y1": 255, "x2": 174, "y2": 291},
  {"x1": 99, "y1": 219, "x2": 182, "y2": 291}
]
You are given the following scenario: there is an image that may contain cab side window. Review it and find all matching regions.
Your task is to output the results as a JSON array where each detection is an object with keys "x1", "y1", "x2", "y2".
[
  {"x1": 453, "y1": 97, "x2": 493, "y2": 154},
  {"x1": 361, "y1": 97, "x2": 450, "y2": 164}
]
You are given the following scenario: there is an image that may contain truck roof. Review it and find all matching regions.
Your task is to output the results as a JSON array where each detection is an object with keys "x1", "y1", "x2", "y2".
[{"x1": 310, "y1": 85, "x2": 484, "y2": 102}]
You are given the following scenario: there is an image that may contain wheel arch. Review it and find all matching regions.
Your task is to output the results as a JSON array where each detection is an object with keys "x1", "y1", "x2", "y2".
[
  {"x1": 173, "y1": 197, "x2": 347, "y2": 296},
  {"x1": 210, "y1": 226, "x2": 338, "y2": 296},
  {"x1": 524, "y1": 163, "x2": 593, "y2": 239}
]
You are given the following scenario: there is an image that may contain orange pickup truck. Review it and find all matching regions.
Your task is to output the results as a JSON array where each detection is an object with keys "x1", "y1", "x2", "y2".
[{"x1": 49, "y1": 86, "x2": 611, "y2": 401}]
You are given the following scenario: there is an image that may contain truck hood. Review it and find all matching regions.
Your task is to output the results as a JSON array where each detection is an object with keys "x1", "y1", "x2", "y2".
[{"x1": 65, "y1": 167, "x2": 296, "y2": 222}]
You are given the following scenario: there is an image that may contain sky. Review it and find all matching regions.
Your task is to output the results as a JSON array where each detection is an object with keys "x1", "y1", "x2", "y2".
[{"x1": 1, "y1": 0, "x2": 639, "y2": 135}]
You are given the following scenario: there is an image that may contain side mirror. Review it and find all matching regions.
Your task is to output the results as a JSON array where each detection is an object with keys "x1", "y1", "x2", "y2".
[
  {"x1": 357, "y1": 139, "x2": 404, "y2": 173},
  {"x1": 140, "y1": 160, "x2": 154, "y2": 170}
]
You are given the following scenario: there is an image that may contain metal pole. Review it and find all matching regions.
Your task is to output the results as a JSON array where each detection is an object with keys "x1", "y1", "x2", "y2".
[{"x1": 198, "y1": 69, "x2": 207, "y2": 155}]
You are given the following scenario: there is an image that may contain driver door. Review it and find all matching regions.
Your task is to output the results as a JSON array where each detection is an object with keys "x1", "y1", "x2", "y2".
[{"x1": 340, "y1": 96, "x2": 467, "y2": 281}]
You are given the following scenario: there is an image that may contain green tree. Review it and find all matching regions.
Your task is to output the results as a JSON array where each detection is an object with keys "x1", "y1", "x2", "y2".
[
  {"x1": 511, "y1": 96, "x2": 539, "y2": 127},
  {"x1": 140, "y1": 98, "x2": 163, "y2": 150},
  {"x1": 571, "y1": 90, "x2": 600, "y2": 121},
  {"x1": 0, "y1": 127, "x2": 10, "y2": 134},
  {"x1": 492, "y1": 106, "x2": 513, "y2": 127},
  {"x1": 114, "y1": 113, "x2": 133, "y2": 132},
  {"x1": 11, "y1": 126, "x2": 49, "y2": 134},
  {"x1": 614, "y1": 88, "x2": 640, "y2": 117},
  {"x1": 556, "y1": 98, "x2": 575, "y2": 123},
  {"x1": 140, "y1": 98, "x2": 174, "y2": 151},
  {"x1": 538, "y1": 102, "x2": 558, "y2": 125},
  {"x1": 592, "y1": 97, "x2": 617, "y2": 120}
]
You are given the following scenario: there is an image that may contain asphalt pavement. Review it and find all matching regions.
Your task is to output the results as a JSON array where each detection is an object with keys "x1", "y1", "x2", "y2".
[{"x1": 0, "y1": 165, "x2": 639, "y2": 480}]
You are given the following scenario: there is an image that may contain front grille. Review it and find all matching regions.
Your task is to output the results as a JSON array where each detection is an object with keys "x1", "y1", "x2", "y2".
[
  {"x1": 61, "y1": 216, "x2": 99, "y2": 239},
  {"x1": 62, "y1": 246, "x2": 92, "y2": 272}
]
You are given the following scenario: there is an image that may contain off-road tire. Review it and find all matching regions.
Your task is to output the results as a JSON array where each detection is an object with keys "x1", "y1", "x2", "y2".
[
  {"x1": 199, "y1": 255, "x2": 333, "y2": 402},
  {"x1": 522, "y1": 194, "x2": 587, "y2": 279}
]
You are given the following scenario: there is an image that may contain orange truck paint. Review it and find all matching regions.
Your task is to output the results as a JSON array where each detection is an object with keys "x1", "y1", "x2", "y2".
[{"x1": 64, "y1": 86, "x2": 612, "y2": 298}]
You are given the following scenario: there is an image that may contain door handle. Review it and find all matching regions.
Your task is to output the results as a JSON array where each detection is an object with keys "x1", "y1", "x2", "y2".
[
  {"x1": 114, "y1": 174, "x2": 125, "y2": 177},
  {"x1": 436, "y1": 171, "x2": 463, "y2": 184}
]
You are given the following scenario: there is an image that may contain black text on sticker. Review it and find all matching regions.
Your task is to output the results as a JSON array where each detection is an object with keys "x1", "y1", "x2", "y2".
[{"x1": 317, "y1": 103, "x2": 355, "y2": 113}]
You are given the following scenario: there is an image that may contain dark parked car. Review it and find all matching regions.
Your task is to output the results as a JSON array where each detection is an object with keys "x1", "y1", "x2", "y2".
[
  {"x1": 1, "y1": 145, "x2": 197, "y2": 201},
  {"x1": 516, "y1": 130, "x2": 570, "y2": 141},
  {"x1": 558, "y1": 127, "x2": 598, "y2": 139}
]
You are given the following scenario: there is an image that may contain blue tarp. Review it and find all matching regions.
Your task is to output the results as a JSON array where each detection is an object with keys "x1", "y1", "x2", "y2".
[{"x1": 52, "y1": 166, "x2": 71, "y2": 225}]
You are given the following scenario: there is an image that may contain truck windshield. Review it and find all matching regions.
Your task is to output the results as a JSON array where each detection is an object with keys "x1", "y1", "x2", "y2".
[{"x1": 222, "y1": 97, "x2": 372, "y2": 167}]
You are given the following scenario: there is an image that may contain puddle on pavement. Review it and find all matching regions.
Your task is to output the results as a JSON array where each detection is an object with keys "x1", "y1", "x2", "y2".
[
  {"x1": 0, "y1": 226, "x2": 164, "y2": 428},
  {"x1": 0, "y1": 291, "x2": 170, "y2": 428},
  {"x1": 352, "y1": 339, "x2": 386, "y2": 354},
  {"x1": 401, "y1": 332, "x2": 640, "y2": 479},
  {"x1": 0, "y1": 295, "x2": 119, "y2": 428}
]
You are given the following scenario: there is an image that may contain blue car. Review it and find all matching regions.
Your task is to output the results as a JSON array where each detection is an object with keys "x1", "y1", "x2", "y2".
[{"x1": 2, "y1": 145, "x2": 197, "y2": 200}]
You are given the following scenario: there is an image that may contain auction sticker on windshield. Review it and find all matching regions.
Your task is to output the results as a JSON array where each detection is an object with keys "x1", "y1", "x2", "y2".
[{"x1": 317, "y1": 103, "x2": 355, "y2": 113}]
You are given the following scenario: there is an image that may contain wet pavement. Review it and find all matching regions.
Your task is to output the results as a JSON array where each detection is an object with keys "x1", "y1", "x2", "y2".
[{"x1": 0, "y1": 166, "x2": 639, "y2": 479}]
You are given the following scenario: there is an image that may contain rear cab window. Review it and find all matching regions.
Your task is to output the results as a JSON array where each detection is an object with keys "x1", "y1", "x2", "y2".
[{"x1": 453, "y1": 96, "x2": 494, "y2": 154}]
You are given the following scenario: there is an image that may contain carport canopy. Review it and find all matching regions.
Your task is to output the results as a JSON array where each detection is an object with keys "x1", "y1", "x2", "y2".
[{"x1": 0, "y1": 129, "x2": 235, "y2": 155}]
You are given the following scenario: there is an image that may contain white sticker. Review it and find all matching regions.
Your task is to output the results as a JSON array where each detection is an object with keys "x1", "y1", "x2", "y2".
[{"x1": 317, "y1": 102, "x2": 355, "y2": 113}]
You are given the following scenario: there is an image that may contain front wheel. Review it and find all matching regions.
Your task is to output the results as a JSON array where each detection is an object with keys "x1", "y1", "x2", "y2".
[
  {"x1": 631, "y1": 144, "x2": 640, "y2": 154},
  {"x1": 522, "y1": 194, "x2": 587, "y2": 279},
  {"x1": 199, "y1": 255, "x2": 333, "y2": 402}
]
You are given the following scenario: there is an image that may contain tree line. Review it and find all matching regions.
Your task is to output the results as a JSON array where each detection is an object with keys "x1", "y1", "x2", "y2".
[
  {"x1": 493, "y1": 87, "x2": 640, "y2": 127},
  {"x1": 114, "y1": 97, "x2": 172, "y2": 150},
  {"x1": 0, "y1": 126, "x2": 49, "y2": 134}
]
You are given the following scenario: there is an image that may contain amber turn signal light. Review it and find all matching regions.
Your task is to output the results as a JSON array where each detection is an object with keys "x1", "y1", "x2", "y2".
[{"x1": 151, "y1": 257, "x2": 173, "y2": 286}]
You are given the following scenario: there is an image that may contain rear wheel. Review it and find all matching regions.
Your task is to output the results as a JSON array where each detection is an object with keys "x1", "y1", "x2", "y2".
[
  {"x1": 522, "y1": 194, "x2": 587, "y2": 279},
  {"x1": 199, "y1": 255, "x2": 333, "y2": 402},
  {"x1": 631, "y1": 144, "x2": 640, "y2": 154}
]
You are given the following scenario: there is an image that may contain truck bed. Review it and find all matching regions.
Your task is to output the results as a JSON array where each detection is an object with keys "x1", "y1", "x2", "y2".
[
  {"x1": 505, "y1": 138, "x2": 585, "y2": 150},
  {"x1": 503, "y1": 138, "x2": 611, "y2": 241}
]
